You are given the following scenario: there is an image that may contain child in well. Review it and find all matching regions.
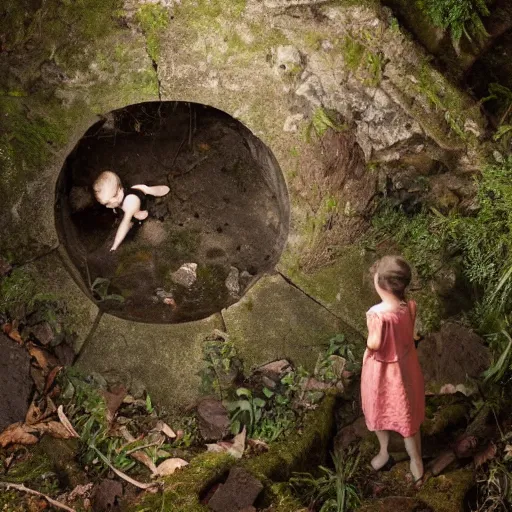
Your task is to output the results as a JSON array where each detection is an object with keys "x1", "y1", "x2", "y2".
[
  {"x1": 361, "y1": 255, "x2": 425, "y2": 486},
  {"x1": 93, "y1": 170, "x2": 170, "y2": 252}
]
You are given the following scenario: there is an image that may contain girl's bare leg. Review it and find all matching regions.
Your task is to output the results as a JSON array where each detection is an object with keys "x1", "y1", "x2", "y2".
[
  {"x1": 404, "y1": 432, "x2": 423, "y2": 482},
  {"x1": 371, "y1": 430, "x2": 390, "y2": 470}
]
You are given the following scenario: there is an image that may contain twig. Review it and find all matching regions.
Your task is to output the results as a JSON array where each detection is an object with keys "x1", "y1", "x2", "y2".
[
  {"x1": 173, "y1": 156, "x2": 208, "y2": 179},
  {"x1": 90, "y1": 446, "x2": 158, "y2": 490},
  {"x1": 0, "y1": 482, "x2": 76, "y2": 512}
]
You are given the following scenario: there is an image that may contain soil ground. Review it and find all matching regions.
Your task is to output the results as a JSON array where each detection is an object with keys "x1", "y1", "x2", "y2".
[{"x1": 58, "y1": 103, "x2": 286, "y2": 323}]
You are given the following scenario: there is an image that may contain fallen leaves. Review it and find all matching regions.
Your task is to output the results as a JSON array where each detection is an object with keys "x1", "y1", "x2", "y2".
[
  {"x1": 57, "y1": 405, "x2": 80, "y2": 438},
  {"x1": 153, "y1": 420, "x2": 176, "y2": 440},
  {"x1": 153, "y1": 458, "x2": 188, "y2": 477},
  {"x1": 27, "y1": 343, "x2": 59, "y2": 373},
  {"x1": 206, "y1": 426, "x2": 246, "y2": 459},
  {"x1": 3, "y1": 322, "x2": 23, "y2": 344},
  {"x1": 0, "y1": 422, "x2": 38, "y2": 448}
]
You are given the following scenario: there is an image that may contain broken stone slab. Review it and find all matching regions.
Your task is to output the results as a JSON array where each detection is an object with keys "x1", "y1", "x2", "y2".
[
  {"x1": 170, "y1": 262, "x2": 198, "y2": 288},
  {"x1": 223, "y1": 274, "x2": 343, "y2": 373},
  {"x1": 207, "y1": 467, "x2": 263, "y2": 512},
  {"x1": 0, "y1": 333, "x2": 32, "y2": 431},
  {"x1": 225, "y1": 266, "x2": 240, "y2": 297},
  {"x1": 197, "y1": 398, "x2": 230, "y2": 442},
  {"x1": 76, "y1": 313, "x2": 223, "y2": 413}
]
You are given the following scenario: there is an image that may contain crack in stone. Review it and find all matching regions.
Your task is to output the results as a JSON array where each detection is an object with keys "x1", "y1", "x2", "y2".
[
  {"x1": 277, "y1": 270, "x2": 342, "y2": 321},
  {"x1": 74, "y1": 310, "x2": 103, "y2": 364},
  {"x1": 16, "y1": 244, "x2": 60, "y2": 267}
]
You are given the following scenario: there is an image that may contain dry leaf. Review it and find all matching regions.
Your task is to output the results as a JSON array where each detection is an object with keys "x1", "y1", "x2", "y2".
[
  {"x1": 154, "y1": 421, "x2": 176, "y2": 439},
  {"x1": 32, "y1": 421, "x2": 76, "y2": 439},
  {"x1": 28, "y1": 343, "x2": 58, "y2": 373},
  {"x1": 57, "y1": 406, "x2": 80, "y2": 438},
  {"x1": 102, "y1": 385, "x2": 127, "y2": 424},
  {"x1": 25, "y1": 401, "x2": 44, "y2": 425},
  {"x1": 65, "y1": 482, "x2": 94, "y2": 502},
  {"x1": 154, "y1": 458, "x2": 188, "y2": 477},
  {"x1": 474, "y1": 442, "x2": 497, "y2": 468},
  {"x1": 44, "y1": 366, "x2": 63, "y2": 394},
  {"x1": 504, "y1": 444, "x2": 512, "y2": 461},
  {"x1": 206, "y1": 426, "x2": 246, "y2": 459},
  {"x1": 2, "y1": 322, "x2": 23, "y2": 344},
  {"x1": 0, "y1": 422, "x2": 38, "y2": 447}
]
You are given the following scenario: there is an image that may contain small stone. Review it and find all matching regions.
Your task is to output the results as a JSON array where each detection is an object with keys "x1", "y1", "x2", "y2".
[
  {"x1": 274, "y1": 45, "x2": 301, "y2": 73},
  {"x1": 225, "y1": 267, "x2": 240, "y2": 297},
  {"x1": 197, "y1": 398, "x2": 230, "y2": 442},
  {"x1": 30, "y1": 322, "x2": 54, "y2": 346},
  {"x1": 170, "y1": 263, "x2": 198, "y2": 288},
  {"x1": 207, "y1": 467, "x2": 263, "y2": 512},
  {"x1": 239, "y1": 270, "x2": 253, "y2": 288},
  {"x1": 255, "y1": 359, "x2": 291, "y2": 383}
]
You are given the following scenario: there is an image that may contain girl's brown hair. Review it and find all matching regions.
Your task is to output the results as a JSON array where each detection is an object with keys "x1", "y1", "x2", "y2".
[{"x1": 372, "y1": 255, "x2": 411, "y2": 301}]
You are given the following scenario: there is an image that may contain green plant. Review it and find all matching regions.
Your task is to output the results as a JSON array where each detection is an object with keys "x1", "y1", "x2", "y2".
[
  {"x1": 483, "y1": 330, "x2": 512, "y2": 384},
  {"x1": 304, "y1": 108, "x2": 347, "y2": 142},
  {"x1": 315, "y1": 334, "x2": 361, "y2": 382},
  {"x1": 291, "y1": 448, "x2": 361, "y2": 512},
  {"x1": 227, "y1": 387, "x2": 265, "y2": 436},
  {"x1": 90, "y1": 277, "x2": 125, "y2": 303},
  {"x1": 418, "y1": 0, "x2": 490, "y2": 46},
  {"x1": 199, "y1": 332, "x2": 240, "y2": 396}
]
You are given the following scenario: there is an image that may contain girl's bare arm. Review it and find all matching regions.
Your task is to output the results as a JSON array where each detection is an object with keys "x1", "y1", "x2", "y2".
[{"x1": 366, "y1": 313, "x2": 383, "y2": 351}]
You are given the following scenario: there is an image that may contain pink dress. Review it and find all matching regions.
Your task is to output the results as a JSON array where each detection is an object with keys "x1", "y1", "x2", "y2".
[{"x1": 361, "y1": 301, "x2": 425, "y2": 437}]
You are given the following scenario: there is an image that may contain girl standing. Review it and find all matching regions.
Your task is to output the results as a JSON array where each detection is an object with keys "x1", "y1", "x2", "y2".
[{"x1": 361, "y1": 255, "x2": 425, "y2": 485}]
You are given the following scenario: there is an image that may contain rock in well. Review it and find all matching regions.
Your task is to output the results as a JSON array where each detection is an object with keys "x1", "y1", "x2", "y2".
[{"x1": 170, "y1": 263, "x2": 198, "y2": 288}]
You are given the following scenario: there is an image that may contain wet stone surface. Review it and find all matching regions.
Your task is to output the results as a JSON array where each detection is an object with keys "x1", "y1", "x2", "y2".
[{"x1": 57, "y1": 102, "x2": 288, "y2": 323}]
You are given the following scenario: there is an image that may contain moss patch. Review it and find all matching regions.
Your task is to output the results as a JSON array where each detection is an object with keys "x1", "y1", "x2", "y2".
[{"x1": 136, "y1": 3, "x2": 170, "y2": 62}]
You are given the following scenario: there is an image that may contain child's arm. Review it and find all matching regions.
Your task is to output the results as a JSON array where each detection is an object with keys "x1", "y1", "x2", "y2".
[
  {"x1": 132, "y1": 184, "x2": 170, "y2": 197},
  {"x1": 110, "y1": 213, "x2": 133, "y2": 251},
  {"x1": 366, "y1": 313, "x2": 383, "y2": 351},
  {"x1": 110, "y1": 195, "x2": 140, "y2": 251}
]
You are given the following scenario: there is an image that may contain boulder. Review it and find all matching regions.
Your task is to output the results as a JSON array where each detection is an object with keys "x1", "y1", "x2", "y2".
[{"x1": 417, "y1": 323, "x2": 490, "y2": 394}]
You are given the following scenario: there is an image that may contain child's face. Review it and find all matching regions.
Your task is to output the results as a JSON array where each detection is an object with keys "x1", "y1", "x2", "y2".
[{"x1": 98, "y1": 182, "x2": 124, "y2": 209}]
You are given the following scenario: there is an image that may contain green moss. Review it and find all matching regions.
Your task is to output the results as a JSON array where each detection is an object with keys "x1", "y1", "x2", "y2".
[
  {"x1": 0, "y1": 96, "x2": 67, "y2": 192},
  {"x1": 136, "y1": 3, "x2": 170, "y2": 62},
  {"x1": 135, "y1": 396, "x2": 336, "y2": 511},
  {"x1": 243, "y1": 394, "x2": 336, "y2": 483},
  {"x1": 422, "y1": 402, "x2": 468, "y2": 436},
  {"x1": 418, "y1": 469, "x2": 473, "y2": 512},
  {"x1": 4, "y1": 451, "x2": 54, "y2": 484},
  {"x1": 134, "y1": 453, "x2": 234, "y2": 512}
]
